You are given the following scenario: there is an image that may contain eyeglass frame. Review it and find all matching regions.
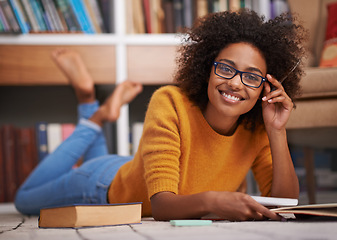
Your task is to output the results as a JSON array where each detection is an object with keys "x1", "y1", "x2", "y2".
[{"x1": 213, "y1": 61, "x2": 266, "y2": 89}]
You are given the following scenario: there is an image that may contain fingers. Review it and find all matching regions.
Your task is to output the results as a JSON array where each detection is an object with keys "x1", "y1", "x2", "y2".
[{"x1": 262, "y1": 74, "x2": 293, "y2": 109}]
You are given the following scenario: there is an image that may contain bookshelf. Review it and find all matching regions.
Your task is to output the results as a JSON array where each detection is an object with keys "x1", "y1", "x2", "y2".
[{"x1": 0, "y1": 1, "x2": 182, "y2": 156}]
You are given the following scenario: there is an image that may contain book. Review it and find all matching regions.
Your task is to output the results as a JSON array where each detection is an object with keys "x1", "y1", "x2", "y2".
[
  {"x1": 35, "y1": 121, "x2": 48, "y2": 162},
  {"x1": 251, "y1": 196, "x2": 298, "y2": 207},
  {"x1": 8, "y1": 0, "x2": 29, "y2": 33},
  {"x1": 15, "y1": 127, "x2": 38, "y2": 186},
  {"x1": 46, "y1": 123, "x2": 62, "y2": 153},
  {"x1": 54, "y1": 0, "x2": 81, "y2": 32},
  {"x1": 0, "y1": 0, "x2": 21, "y2": 33},
  {"x1": 20, "y1": 0, "x2": 39, "y2": 31},
  {"x1": 1, "y1": 124, "x2": 17, "y2": 202},
  {"x1": 0, "y1": 127, "x2": 5, "y2": 202},
  {"x1": 38, "y1": 202, "x2": 142, "y2": 228},
  {"x1": 68, "y1": 0, "x2": 94, "y2": 33},
  {"x1": 271, "y1": 203, "x2": 337, "y2": 219}
]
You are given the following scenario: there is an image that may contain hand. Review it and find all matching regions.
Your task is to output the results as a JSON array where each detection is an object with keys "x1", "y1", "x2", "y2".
[
  {"x1": 262, "y1": 74, "x2": 294, "y2": 131},
  {"x1": 209, "y1": 192, "x2": 282, "y2": 221}
]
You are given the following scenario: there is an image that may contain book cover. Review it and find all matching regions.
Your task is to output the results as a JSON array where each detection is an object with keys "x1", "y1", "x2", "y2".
[
  {"x1": 271, "y1": 203, "x2": 337, "y2": 219},
  {"x1": 39, "y1": 202, "x2": 142, "y2": 228}
]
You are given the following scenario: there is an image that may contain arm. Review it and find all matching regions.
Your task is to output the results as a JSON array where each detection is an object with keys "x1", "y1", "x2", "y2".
[
  {"x1": 262, "y1": 74, "x2": 299, "y2": 199},
  {"x1": 151, "y1": 191, "x2": 282, "y2": 221}
]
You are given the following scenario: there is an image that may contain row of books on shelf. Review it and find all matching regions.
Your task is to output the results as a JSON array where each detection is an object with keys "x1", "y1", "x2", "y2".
[
  {"x1": 0, "y1": 122, "x2": 75, "y2": 202},
  {"x1": 0, "y1": 0, "x2": 112, "y2": 34},
  {"x1": 128, "y1": 0, "x2": 289, "y2": 34}
]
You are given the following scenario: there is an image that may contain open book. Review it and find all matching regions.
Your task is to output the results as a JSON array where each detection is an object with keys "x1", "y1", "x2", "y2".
[
  {"x1": 203, "y1": 196, "x2": 337, "y2": 220},
  {"x1": 271, "y1": 203, "x2": 337, "y2": 219}
]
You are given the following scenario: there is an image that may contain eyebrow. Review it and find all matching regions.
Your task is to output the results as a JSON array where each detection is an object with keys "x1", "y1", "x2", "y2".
[{"x1": 218, "y1": 59, "x2": 264, "y2": 75}]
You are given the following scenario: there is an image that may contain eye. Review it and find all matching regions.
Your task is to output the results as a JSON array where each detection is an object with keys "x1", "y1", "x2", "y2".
[
  {"x1": 218, "y1": 64, "x2": 234, "y2": 74},
  {"x1": 243, "y1": 73, "x2": 260, "y2": 82}
]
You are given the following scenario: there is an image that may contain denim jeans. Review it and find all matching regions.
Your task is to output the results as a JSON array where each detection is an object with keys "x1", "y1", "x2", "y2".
[{"x1": 15, "y1": 101, "x2": 132, "y2": 215}]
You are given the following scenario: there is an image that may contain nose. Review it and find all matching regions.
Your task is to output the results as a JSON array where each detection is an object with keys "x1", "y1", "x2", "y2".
[{"x1": 228, "y1": 73, "x2": 243, "y2": 90}]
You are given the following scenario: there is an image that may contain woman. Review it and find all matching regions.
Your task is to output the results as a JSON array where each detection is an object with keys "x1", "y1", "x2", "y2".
[{"x1": 15, "y1": 9, "x2": 307, "y2": 221}]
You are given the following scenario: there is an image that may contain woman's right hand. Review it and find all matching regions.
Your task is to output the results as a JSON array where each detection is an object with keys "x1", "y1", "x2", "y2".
[{"x1": 207, "y1": 191, "x2": 282, "y2": 221}]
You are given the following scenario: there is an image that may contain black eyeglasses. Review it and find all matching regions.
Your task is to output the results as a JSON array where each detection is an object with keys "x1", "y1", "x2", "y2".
[{"x1": 213, "y1": 62, "x2": 266, "y2": 88}]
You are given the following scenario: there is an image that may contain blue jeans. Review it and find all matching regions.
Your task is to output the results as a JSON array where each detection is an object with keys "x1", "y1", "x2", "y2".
[{"x1": 15, "y1": 101, "x2": 132, "y2": 215}]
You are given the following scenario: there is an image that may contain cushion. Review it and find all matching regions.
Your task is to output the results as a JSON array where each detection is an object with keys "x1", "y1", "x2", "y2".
[{"x1": 319, "y1": 2, "x2": 337, "y2": 67}]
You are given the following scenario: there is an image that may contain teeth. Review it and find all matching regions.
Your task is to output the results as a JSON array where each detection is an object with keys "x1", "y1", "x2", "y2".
[{"x1": 222, "y1": 92, "x2": 240, "y2": 101}]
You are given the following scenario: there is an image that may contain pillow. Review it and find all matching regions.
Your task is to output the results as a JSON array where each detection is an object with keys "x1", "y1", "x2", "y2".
[{"x1": 320, "y1": 2, "x2": 337, "y2": 67}]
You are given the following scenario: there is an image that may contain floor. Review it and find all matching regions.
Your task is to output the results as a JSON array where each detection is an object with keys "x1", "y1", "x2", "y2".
[{"x1": 1, "y1": 203, "x2": 337, "y2": 240}]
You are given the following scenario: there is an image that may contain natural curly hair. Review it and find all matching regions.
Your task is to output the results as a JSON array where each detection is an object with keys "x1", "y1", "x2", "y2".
[{"x1": 175, "y1": 9, "x2": 307, "y2": 131}]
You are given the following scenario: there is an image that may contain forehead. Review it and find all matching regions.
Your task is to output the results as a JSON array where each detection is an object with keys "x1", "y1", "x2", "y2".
[{"x1": 216, "y1": 42, "x2": 267, "y2": 74}]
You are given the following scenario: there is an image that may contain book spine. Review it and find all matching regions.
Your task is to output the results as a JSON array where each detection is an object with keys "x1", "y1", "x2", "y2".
[
  {"x1": 46, "y1": 123, "x2": 62, "y2": 153},
  {"x1": 0, "y1": 3, "x2": 11, "y2": 31},
  {"x1": 54, "y1": 0, "x2": 80, "y2": 32},
  {"x1": 0, "y1": 127, "x2": 5, "y2": 202},
  {"x1": 20, "y1": 0, "x2": 39, "y2": 31},
  {"x1": 96, "y1": 0, "x2": 110, "y2": 33},
  {"x1": 8, "y1": 0, "x2": 29, "y2": 32},
  {"x1": 29, "y1": 0, "x2": 47, "y2": 31},
  {"x1": 35, "y1": 121, "x2": 48, "y2": 162},
  {"x1": 1, "y1": 125, "x2": 18, "y2": 202},
  {"x1": 0, "y1": 0, "x2": 21, "y2": 33},
  {"x1": 68, "y1": 0, "x2": 94, "y2": 33},
  {"x1": 15, "y1": 127, "x2": 38, "y2": 186}
]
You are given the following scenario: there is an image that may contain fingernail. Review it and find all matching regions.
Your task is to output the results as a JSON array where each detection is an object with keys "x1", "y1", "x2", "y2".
[
  {"x1": 262, "y1": 96, "x2": 267, "y2": 101},
  {"x1": 268, "y1": 99, "x2": 272, "y2": 103}
]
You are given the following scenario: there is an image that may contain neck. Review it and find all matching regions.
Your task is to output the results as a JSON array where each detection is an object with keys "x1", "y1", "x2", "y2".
[{"x1": 203, "y1": 107, "x2": 239, "y2": 136}]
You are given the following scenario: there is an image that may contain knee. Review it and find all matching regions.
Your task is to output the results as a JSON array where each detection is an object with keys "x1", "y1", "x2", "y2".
[{"x1": 14, "y1": 190, "x2": 40, "y2": 216}]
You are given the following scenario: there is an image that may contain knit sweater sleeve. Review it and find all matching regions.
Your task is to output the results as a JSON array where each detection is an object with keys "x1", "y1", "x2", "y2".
[
  {"x1": 251, "y1": 129, "x2": 273, "y2": 197},
  {"x1": 140, "y1": 87, "x2": 182, "y2": 199}
]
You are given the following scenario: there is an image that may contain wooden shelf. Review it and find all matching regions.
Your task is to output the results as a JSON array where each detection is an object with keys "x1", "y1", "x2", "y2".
[{"x1": 0, "y1": 45, "x2": 116, "y2": 85}]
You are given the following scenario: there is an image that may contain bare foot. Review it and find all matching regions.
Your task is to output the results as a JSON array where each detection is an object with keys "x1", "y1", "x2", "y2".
[
  {"x1": 90, "y1": 81, "x2": 143, "y2": 125},
  {"x1": 51, "y1": 48, "x2": 95, "y2": 103}
]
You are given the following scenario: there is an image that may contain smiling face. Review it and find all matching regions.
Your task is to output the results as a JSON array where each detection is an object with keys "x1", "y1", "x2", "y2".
[{"x1": 203, "y1": 42, "x2": 267, "y2": 134}]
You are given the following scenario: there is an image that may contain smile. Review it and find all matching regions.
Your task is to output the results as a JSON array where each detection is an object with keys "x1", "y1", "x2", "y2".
[{"x1": 219, "y1": 90, "x2": 243, "y2": 102}]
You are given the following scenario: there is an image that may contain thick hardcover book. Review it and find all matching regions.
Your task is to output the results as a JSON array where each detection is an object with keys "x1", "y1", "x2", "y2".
[{"x1": 39, "y1": 202, "x2": 142, "y2": 228}]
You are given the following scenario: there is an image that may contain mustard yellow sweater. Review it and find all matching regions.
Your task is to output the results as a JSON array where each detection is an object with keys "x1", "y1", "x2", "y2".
[{"x1": 108, "y1": 86, "x2": 273, "y2": 216}]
